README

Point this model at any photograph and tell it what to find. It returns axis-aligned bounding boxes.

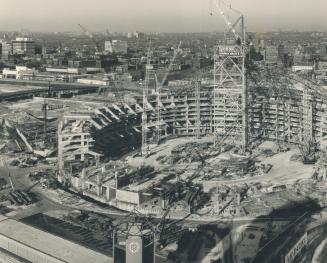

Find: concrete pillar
[96,173,101,196]
[105,187,110,200]
[115,170,118,189]
[81,168,86,190]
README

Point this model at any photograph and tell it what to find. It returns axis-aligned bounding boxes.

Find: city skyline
[1,0,327,33]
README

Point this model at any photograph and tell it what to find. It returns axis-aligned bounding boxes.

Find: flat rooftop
[0,216,113,263]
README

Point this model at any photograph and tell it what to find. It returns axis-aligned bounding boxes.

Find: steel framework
[212,0,248,152]
[141,44,153,161]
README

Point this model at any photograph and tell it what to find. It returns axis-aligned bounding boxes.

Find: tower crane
[212,0,244,45]
[141,41,153,162]
[77,23,101,52]
[211,0,249,154]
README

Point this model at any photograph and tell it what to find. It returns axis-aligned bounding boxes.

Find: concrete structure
[12,37,35,56]
[114,223,155,263]
[0,215,112,263]
[59,79,327,173]
[57,103,140,180]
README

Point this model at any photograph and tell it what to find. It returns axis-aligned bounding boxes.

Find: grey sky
[0,0,326,32]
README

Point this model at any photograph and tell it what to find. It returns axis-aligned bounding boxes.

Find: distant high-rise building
[0,41,12,60]
[12,37,35,56]
[277,44,285,60]
[264,45,279,65]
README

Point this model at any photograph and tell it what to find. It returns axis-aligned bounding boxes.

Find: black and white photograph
[0,0,327,262]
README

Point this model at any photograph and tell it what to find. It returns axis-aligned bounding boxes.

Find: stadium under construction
[50,1,327,218]
[2,1,327,263]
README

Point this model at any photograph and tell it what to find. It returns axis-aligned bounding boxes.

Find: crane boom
[78,23,101,52]
[159,41,182,88]
[211,0,244,44]
[155,41,182,144]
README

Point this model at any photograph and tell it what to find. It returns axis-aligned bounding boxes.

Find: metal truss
[212,0,248,152]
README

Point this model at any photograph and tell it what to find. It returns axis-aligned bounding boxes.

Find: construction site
[48,2,327,220]
[2,0,327,262]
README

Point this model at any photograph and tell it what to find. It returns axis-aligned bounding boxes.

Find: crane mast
[78,23,101,52]
[142,43,152,162]
[212,0,248,153]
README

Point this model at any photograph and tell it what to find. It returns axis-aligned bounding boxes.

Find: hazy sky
[1,0,327,32]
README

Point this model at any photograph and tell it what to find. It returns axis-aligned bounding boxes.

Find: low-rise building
[2,66,36,79]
